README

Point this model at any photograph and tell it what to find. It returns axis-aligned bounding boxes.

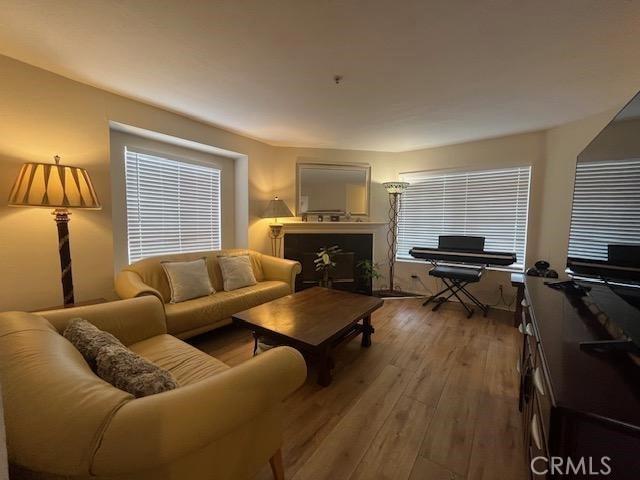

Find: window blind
[397,166,531,270]
[568,158,640,261]
[125,149,221,263]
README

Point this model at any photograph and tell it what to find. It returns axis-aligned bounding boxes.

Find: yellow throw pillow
[161,257,215,303]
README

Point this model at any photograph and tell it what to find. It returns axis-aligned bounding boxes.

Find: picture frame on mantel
[296,162,371,218]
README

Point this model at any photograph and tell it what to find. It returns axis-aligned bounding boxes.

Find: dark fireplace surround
[284,233,374,295]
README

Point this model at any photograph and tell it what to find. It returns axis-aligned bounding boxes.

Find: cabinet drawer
[533,352,552,438]
[528,409,548,479]
[527,330,538,367]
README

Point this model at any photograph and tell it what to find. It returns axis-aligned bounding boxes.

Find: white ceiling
[1,0,639,152]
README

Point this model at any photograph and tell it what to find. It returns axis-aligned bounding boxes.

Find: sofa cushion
[125,249,265,302]
[63,318,123,370]
[164,280,291,337]
[129,334,229,386]
[218,255,257,291]
[96,344,178,398]
[161,257,214,303]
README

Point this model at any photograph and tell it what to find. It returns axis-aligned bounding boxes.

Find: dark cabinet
[518,277,640,479]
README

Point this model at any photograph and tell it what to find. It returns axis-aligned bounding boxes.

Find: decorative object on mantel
[314,245,342,288]
[378,181,420,298]
[8,155,101,306]
[261,195,294,257]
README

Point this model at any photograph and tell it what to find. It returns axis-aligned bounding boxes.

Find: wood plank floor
[189,298,527,480]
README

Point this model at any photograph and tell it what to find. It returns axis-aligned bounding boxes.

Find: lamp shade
[8,159,101,209]
[382,181,410,194]
[262,196,294,220]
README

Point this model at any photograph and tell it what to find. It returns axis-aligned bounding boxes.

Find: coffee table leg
[318,351,333,387]
[361,315,374,347]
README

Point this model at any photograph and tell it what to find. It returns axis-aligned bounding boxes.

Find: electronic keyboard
[409,246,517,266]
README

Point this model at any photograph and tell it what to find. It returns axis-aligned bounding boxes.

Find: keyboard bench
[425,265,489,318]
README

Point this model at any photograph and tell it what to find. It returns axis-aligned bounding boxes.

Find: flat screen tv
[566,90,640,286]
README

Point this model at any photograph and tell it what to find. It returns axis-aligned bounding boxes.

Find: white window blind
[397,166,531,270]
[568,158,640,261]
[125,149,221,263]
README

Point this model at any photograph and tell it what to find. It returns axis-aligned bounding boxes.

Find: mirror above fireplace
[297,163,371,216]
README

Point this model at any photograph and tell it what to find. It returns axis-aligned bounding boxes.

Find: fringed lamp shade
[8,161,101,209]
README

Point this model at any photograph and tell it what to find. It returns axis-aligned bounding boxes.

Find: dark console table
[518,276,640,479]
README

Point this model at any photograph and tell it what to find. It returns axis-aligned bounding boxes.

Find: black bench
[424,265,488,318]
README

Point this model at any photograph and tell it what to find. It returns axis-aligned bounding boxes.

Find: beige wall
[276,133,547,302]
[0,53,619,311]
[274,117,618,305]
[0,55,276,311]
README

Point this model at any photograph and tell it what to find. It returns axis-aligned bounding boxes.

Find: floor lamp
[262,196,294,257]
[8,155,102,306]
[381,181,413,297]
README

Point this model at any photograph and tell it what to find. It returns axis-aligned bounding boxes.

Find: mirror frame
[296,163,371,216]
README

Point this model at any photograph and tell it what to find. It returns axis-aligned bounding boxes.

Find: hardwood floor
[190,298,526,480]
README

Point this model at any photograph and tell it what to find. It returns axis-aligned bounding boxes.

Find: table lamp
[8,155,101,306]
[262,196,294,257]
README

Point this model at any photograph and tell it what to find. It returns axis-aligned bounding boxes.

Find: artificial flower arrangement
[314,245,342,287]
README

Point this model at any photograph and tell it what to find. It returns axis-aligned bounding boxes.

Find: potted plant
[356,259,384,296]
[314,245,342,288]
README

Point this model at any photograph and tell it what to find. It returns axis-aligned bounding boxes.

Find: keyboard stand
[423,265,489,318]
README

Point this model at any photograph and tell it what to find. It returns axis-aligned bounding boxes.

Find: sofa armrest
[91,346,306,476]
[39,296,168,345]
[260,255,301,293]
[115,270,164,303]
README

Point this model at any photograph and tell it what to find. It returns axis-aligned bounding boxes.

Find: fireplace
[284,233,373,294]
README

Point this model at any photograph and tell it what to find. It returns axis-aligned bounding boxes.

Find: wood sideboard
[518,276,640,479]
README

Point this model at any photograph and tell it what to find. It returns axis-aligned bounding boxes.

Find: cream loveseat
[0,296,307,480]
[115,249,301,339]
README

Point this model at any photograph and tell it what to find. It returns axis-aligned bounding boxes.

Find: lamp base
[268,223,284,238]
[268,223,284,257]
[52,208,75,306]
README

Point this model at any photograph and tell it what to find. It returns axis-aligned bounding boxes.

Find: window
[568,158,640,261]
[124,148,221,263]
[397,166,531,271]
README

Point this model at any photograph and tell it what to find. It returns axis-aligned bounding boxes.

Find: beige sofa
[0,296,306,480]
[115,249,301,339]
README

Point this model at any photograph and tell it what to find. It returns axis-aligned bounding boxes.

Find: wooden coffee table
[232,287,384,386]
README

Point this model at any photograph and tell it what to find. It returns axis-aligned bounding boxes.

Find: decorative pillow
[218,254,258,291]
[63,318,123,370]
[161,257,214,303]
[96,344,178,398]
